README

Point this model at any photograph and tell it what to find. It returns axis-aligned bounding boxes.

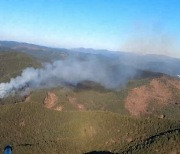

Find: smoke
[0,56,137,98]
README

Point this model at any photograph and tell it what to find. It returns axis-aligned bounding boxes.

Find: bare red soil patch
[68,96,86,111]
[125,77,175,116]
[44,92,58,109]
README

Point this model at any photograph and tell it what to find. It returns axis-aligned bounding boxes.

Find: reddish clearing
[68,96,86,111]
[44,92,58,109]
[125,77,175,116]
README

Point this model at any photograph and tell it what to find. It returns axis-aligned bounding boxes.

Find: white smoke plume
[0,57,137,98]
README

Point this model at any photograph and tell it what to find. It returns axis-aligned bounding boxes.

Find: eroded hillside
[125,76,180,118]
[18,76,179,120]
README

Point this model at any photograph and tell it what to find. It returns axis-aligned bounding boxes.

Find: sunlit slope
[0,101,179,154]
[0,52,41,82]
[21,75,179,119]
[1,75,179,119]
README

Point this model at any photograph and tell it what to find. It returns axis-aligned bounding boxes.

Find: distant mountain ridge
[0,40,180,77]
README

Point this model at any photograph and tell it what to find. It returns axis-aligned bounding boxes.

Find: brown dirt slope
[44,92,58,109]
[125,76,180,116]
[68,96,86,111]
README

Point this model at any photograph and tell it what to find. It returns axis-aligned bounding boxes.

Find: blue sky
[0,0,180,57]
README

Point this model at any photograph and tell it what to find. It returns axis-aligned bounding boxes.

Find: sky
[0,0,180,57]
